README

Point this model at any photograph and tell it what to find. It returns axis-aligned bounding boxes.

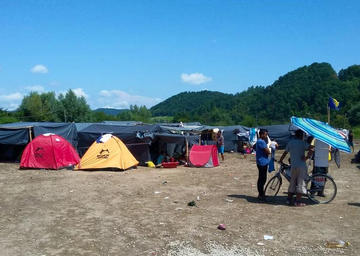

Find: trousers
[257,164,268,197]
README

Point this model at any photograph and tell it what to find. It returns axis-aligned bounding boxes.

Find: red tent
[189,145,219,167]
[20,133,80,170]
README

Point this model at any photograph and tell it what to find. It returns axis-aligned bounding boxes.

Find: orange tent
[76,134,138,170]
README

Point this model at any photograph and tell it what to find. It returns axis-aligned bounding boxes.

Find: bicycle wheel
[306,174,337,204]
[264,175,282,199]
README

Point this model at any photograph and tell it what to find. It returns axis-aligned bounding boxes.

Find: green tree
[338,65,360,81]
[347,102,360,126]
[18,92,44,121]
[0,109,18,124]
[58,90,92,122]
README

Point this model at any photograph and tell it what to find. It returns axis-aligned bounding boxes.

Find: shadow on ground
[228,194,318,206]
[228,194,289,206]
[348,202,360,207]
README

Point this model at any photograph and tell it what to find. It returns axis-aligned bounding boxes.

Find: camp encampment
[20,133,80,170]
[189,144,219,167]
[76,134,139,171]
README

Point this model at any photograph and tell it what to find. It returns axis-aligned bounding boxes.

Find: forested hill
[150,62,360,127]
[150,91,234,116]
[94,108,127,116]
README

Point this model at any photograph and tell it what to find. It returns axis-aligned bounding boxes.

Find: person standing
[279,129,313,206]
[255,129,270,201]
[348,130,354,152]
[216,130,225,161]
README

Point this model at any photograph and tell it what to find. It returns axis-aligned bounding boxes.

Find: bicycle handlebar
[280,162,290,169]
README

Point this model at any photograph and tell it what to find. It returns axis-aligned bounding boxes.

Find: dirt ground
[1,142,360,256]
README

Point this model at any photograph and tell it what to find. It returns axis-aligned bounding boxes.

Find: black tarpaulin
[218,125,250,152]
[0,122,78,147]
[259,124,295,149]
[0,128,29,145]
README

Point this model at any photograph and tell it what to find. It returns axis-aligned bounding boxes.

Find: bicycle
[264,162,337,204]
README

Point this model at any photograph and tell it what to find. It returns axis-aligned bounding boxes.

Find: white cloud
[30,64,48,74]
[0,92,24,110]
[72,88,89,99]
[0,92,23,101]
[181,73,212,85]
[25,85,45,92]
[97,90,162,109]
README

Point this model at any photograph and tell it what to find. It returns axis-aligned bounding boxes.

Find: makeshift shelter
[76,134,139,170]
[20,133,80,169]
[189,145,219,167]
[0,122,78,146]
[218,125,250,152]
[150,133,200,164]
[0,127,30,161]
[0,122,78,162]
[258,124,295,149]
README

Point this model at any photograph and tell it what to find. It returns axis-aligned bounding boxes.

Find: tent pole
[29,127,33,141]
[186,138,189,162]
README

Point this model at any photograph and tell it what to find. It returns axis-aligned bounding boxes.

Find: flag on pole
[328,97,340,110]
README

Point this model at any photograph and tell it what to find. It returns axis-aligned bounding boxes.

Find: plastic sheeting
[0,128,29,145]
[0,122,78,147]
[218,125,250,152]
[259,124,295,149]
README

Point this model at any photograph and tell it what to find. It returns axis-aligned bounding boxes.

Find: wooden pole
[185,138,189,164]
[28,127,33,141]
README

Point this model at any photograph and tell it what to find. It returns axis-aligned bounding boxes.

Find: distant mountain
[150,63,360,127]
[150,91,234,116]
[93,108,128,116]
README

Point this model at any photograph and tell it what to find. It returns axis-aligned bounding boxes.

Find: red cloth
[189,145,219,167]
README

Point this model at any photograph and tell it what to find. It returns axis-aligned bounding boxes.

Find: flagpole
[327,105,330,124]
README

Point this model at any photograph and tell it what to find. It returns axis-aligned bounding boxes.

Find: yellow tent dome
[76,134,139,170]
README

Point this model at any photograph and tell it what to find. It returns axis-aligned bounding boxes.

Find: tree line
[0,90,154,124]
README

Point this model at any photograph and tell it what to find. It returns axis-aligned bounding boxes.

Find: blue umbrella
[291,116,351,153]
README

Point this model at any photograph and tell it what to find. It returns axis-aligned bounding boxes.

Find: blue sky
[0,0,359,110]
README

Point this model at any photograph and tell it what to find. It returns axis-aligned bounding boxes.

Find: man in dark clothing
[256,129,270,201]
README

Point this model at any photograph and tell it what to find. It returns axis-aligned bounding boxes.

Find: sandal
[295,202,306,207]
